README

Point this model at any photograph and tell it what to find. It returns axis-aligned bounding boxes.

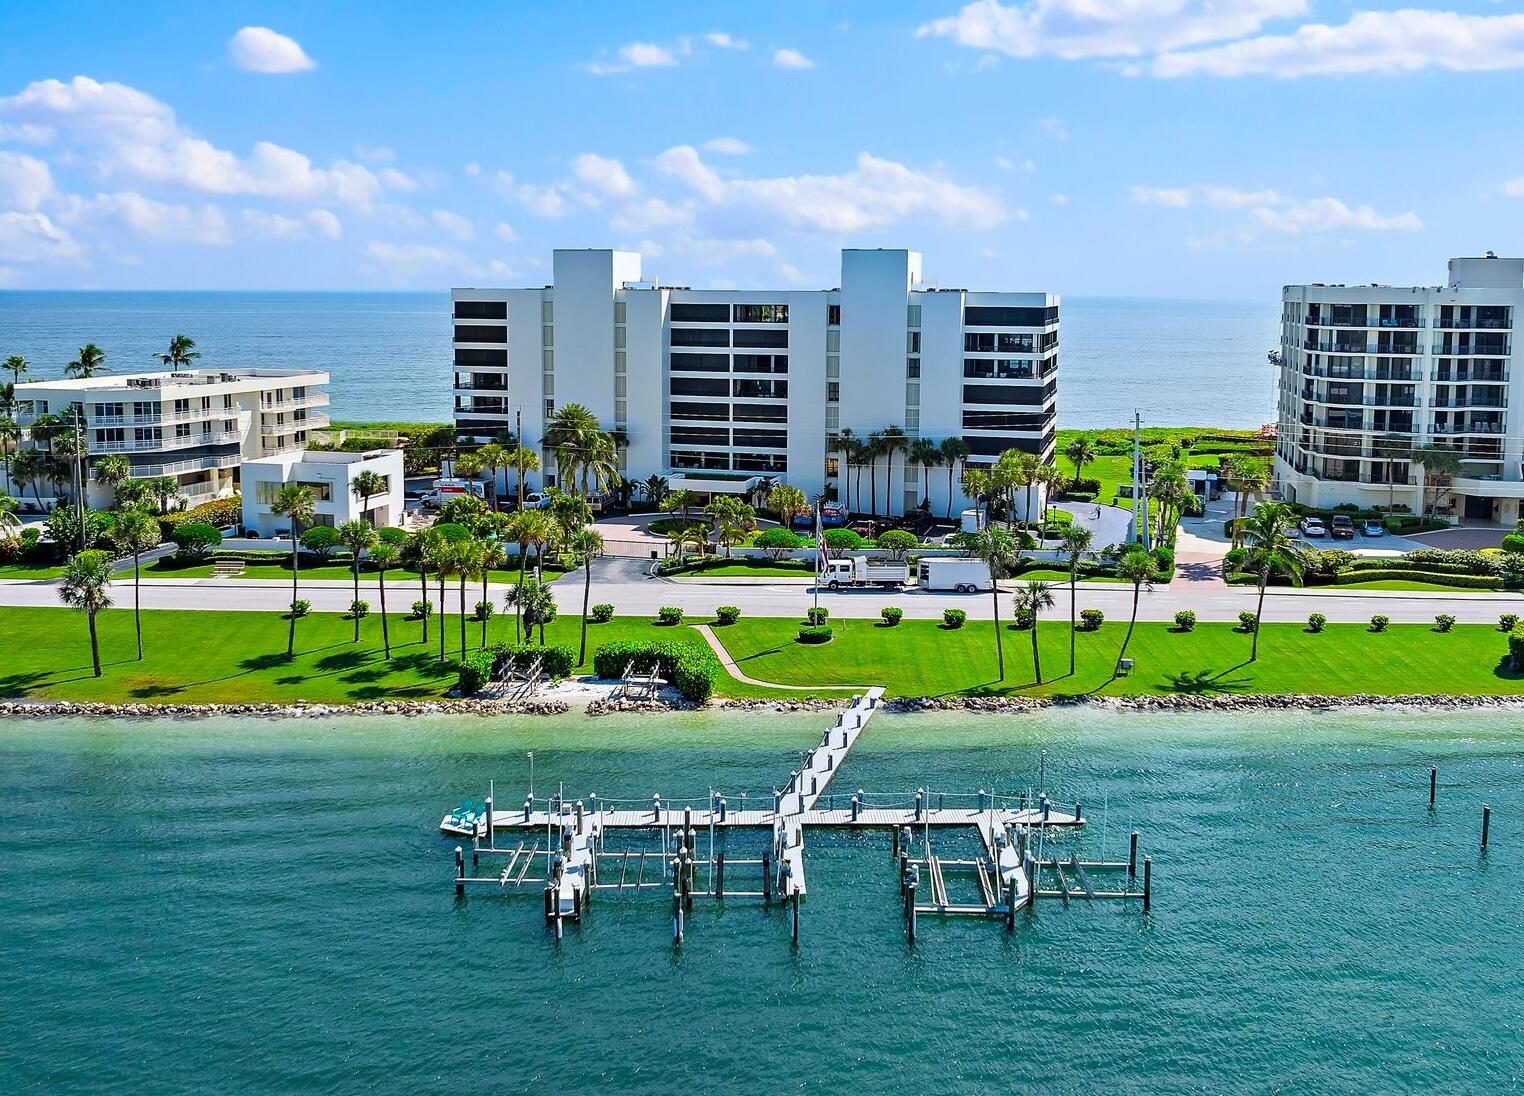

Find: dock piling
[1075,801,1083,823]
[455,846,465,895]
[1143,855,1153,913]
[905,879,917,945]
[891,825,900,858]
[762,850,771,902]
[718,797,727,823]
[486,796,494,845]
[472,836,479,869]
[673,885,684,943]
[1128,830,1139,880]
[790,891,800,944]
[1481,804,1491,851]
[653,793,661,822]
[1006,876,1018,931]
[899,851,909,894]
[914,788,924,822]
[523,797,532,823]
[576,800,584,835]
[1429,766,1437,808]
[544,883,554,920]
[716,852,725,898]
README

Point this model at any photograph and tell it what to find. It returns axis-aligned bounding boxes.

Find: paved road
[5,554,1522,625]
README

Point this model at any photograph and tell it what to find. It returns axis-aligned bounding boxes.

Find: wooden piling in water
[1128,830,1139,880]
[1429,765,1437,808]
[715,851,725,899]
[1143,855,1152,913]
[1481,804,1491,850]
[673,884,684,943]
[762,850,771,902]
[790,891,800,944]
[455,846,465,895]
[905,880,917,945]
[1006,876,1018,931]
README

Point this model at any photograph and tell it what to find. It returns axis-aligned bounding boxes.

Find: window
[826,382,840,402]
[734,303,788,323]
[828,304,841,326]
[614,376,627,398]
[670,302,730,323]
[133,401,156,419]
[614,300,627,323]
[455,325,507,343]
[733,378,787,399]
[962,410,1049,431]
[826,330,841,353]
[906,383,920,406]
[455,348,506,367]
[964,332,996,352]
[671,353,729,372]
[614,326,626,349]
[95,428,124,446]
[907,331,921,354]
[998,332,1035,353]
[904,463,919,484]
[734,453,787,472]
[733,328,788,348]
[93,402,123,420]
[542,300,554,322]
[670,376,729,397]
[671,328,730,348]
[135,427,162,444]
[907,304,922,328]
[826,355,839,379]
[734,403,788,423]
[542,349,554,370]
[670,450,731,470]
[672,426,731,446]
[294,479,333,502]
[544,399,555,417]
[905,408,919,431]
[615,351,627,374]
[963,382,1054,405]
[176,423,193,439]
[733,354,787,374]
[964,305,1057,326]
[542,325,554,347]
[906,358,920,379]
[455,300,506,320]
[542,374,554,396]
[670,401,729,421]
[963,358,1034,380]
[614,399,627,424]
[826,407,840,431]
[825,457,839,477]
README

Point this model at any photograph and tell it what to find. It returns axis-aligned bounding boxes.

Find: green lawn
[670,562,815,578]
[711,616,1524,698]
[0,607,703,704]
[1013,567,1129,584]
[147,556,569,583]
[1321,580,1500,593]
[0,561,68,580]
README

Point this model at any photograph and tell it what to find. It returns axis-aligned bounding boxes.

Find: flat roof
[18,367,327,392]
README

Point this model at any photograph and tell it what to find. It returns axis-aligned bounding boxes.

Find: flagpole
[812,502,821,615]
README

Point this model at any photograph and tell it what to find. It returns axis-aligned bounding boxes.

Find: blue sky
[2,1,1523,299]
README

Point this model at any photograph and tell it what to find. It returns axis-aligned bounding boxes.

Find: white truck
[820,555,909,589]
[917,557,993,593]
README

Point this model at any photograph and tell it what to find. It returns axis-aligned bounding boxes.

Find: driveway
[1053,502,1132,550]
[1404,526,1506,550]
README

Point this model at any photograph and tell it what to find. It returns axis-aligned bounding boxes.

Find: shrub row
[1328,569,1501,590]
[458,643,579,695]
[160,495,241,534]
[592,640,721,703]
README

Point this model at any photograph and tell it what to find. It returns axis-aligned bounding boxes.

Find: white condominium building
[12,367,330,509]
[453,248,1057,516]
[1276,254,1523,524]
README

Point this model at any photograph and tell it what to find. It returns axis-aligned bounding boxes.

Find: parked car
[1329,514,1355,539]
[521,492,554,510]
[1300,517,1329,538]
[1361,519,1384,537]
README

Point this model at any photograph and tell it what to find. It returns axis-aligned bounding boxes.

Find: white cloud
[655,145,1005,232]
[228,27,316,74]
[0,77,382,208]
[1148,10,1524,78]
[464,162,482,177]
[62,191,231,244]
[705,32,750,50]
[1502,178,1524,199]
[778,262,807,284]
[773,48,816,69]
[1048,192,1069,205]
[1036,116,1067,140]
[307,208,342,239]
[673,236,778,264]
[586,41,681,74]
[352,144,396,164]
[0,122,54,145]
[1134,182,1422,237]
[242,209,309,240]
[570,152,636,197]
[0,151,55,210]
[432,209,476,240]
[610,196,692,234]
[703,136,752,156]
[0,210,81,262]
[493,221,517,242]
[918,0,1306,59]
[379,167,419,192]
[494,171,569,218]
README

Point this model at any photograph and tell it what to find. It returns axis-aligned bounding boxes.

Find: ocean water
[0,292,1279,430]
[1,708,1520,1093]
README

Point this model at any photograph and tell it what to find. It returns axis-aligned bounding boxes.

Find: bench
[212,559,245,577]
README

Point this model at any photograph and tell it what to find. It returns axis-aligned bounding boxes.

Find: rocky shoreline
[3,692,1523,720]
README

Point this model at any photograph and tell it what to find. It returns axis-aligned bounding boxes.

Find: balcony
[93,429,242,454]
[1434,341,1511,356]
[259,393,330,413]
[134,454,241,477]
[453,379,509,392]
[1430,397,1507,409]
[1429,422,1505,435]
[1301,363,1417,381]
[1303,314,1369,327]
[1432,369,1509,383]
[1435,317,1510,330]
[260,413,328,440]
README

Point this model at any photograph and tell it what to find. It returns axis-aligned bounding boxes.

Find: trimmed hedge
[1370,615,1390,632]
[942,609,966,629]
[160,495,241,534]
[797,624,834,643]
[805,606,829,625]
[715,605,740,625]
[1307,612,1326,633]
[1173,610,1196,632]
[1330,569,1501,590]
[591,603,615,623]
[1079,608,1104,631]
[881,606,903,626]
[656,606,685,625]
[1510,624,1524,668]
[592,640,721,703]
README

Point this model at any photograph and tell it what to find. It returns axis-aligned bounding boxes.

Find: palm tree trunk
[480,572,490,648]
[1032,617,1042,685]
[947,463,956,520]
[1252,569,1268,661]
[287,525,300,659]
[1069,570,1078,676]
[88,607,101,677]
[458,576,467,660]
[419,568,429,644]
[991,583,1004,680]
[133,550,143,661]
[1115,584,1142,677]
[351,559,361,642]
[579,562,592,667]
[378,571,391,659]
[870,460,878,521]
[437,576,447,663]
[516,546,526,643]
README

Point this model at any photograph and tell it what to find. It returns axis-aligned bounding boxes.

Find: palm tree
[508,445,541,508]
[59,549,113,677]
[1373,432,1412,512]
[453,449,484,498]
[939,436,970,520]
[350,470,388,524]
[548,492,593,563]
[336,519,378,642]
[1148,463,1191,546]
[1013,580,1057,684]
[4,355,27,384]
[1113,549,1157,678]
[1226,458,1270,548]
[426,530,454,663]
[543,403,603,495]
[507,578,557,645]
[475,442,509,509]
[965,526,1020,680]
[766,482,808,530]
[477,538,506,647]
[569,528,605,667]
[907,438,940,509]
[93,454,131,506]
[66,343,109,379]
[834,427,858,513]
[1036,461,1068,528]
[156,334,200,370]
[848,438,872,517]
[506,508,552,639]
[1012,450,1040,528]
[1411,444,1462,518]
[1064,434,1097,486]
[369,541,399,659]
[639,472,670,508]
[116,507,160,661]
[576,432,619,499]
[453,541,480,660]
[272,484,317,659]
[880,425,907,515]
[962,467,991,529]
[662,489,700,526]
[1059,524,1093,677]
[0,413,18,493]
[1239,502,1307,662]
[707,496,752,558]
[12,447,44,508]
[400,530,432,645]
[0,490,19,537]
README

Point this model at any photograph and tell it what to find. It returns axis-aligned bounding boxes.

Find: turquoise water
[2,708,1520,1093]
[0,292,1277,429]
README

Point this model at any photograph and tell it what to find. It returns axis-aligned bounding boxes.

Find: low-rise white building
[453,247,1058,517]
[1276,254,1522,523]
[240,448,404,535]
[10,367,329,509]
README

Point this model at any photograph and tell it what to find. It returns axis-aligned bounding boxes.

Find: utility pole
[72,413,86,554]
[1133,411,1151,551]
[515,407,524,511]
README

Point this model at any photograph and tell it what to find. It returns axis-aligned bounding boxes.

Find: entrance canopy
[664,472,767,495]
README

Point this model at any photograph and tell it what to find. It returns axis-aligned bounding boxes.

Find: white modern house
[240,448,404,535]
[10,367,330,509]
[1275,254,1522,524]
[452,248,1058,517]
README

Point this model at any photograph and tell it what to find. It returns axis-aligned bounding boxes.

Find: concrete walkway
[692,624,866,692]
